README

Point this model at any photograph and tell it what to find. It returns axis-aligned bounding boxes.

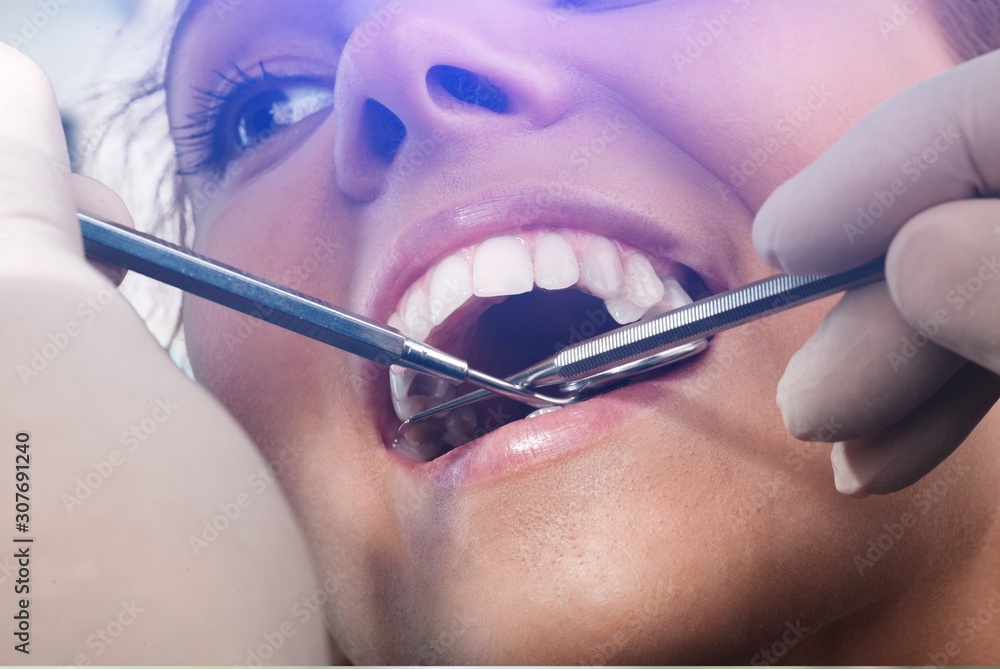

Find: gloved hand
[0,44,327,662]
[753,49,1000,497]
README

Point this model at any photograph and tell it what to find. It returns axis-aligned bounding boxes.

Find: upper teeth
[388,229,694,423]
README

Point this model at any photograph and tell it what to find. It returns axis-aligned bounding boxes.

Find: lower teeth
[526,406,562,419]
[388,272,698,460]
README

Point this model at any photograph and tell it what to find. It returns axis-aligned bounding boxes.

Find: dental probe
[399,255,887,434]
[78,213,573,409]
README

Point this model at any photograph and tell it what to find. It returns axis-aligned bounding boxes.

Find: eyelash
[173,61,334,177]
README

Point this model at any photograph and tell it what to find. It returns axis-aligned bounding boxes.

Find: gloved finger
[776,281,965,442]
[753,49,1000,275]
[886,198,1000,375]
[0,45,77,252]
[73,174,134,287]
[831,362,1000,497]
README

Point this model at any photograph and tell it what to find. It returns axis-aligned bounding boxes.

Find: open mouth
[383,228,711,464]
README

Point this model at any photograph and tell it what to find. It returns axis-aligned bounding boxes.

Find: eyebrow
[166,0,349,89]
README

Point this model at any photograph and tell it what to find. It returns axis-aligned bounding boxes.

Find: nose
[333,7,572,201]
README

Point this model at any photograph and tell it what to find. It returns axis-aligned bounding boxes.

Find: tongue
[391,290,621,460]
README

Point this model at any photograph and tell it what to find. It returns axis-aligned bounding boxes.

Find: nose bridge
[333,4,572,201]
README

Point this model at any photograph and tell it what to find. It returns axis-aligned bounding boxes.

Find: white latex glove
[0,45,328,662]
[753,49,1000,497]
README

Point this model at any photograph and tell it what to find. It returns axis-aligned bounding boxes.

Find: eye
[233,84,334,152]
[174,64,335,177]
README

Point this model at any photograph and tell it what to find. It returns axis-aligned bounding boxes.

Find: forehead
[169,0,363,76]
[175,0,388,33]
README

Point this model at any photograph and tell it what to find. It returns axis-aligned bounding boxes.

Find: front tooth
[411,374,453,400]
[624,255,665,309]
[429,254,474,325]
[443,406,478,448]
[389,371,456,422]
[661,276,694,308]
[474,236,535,298]
[390,367,417,400]
[390,367,424,422]
[605,297,647,325]
[391,392,432,422]
[527,406,563,419]
[534,232,579,290]
[580,236,625,299]
[401,285,433,340]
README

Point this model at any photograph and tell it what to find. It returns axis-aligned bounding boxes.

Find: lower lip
[385,346,713,491]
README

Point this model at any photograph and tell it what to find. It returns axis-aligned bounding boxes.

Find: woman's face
[168,0,981,662]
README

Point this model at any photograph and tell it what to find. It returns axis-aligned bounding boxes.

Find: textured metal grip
[555,256,887,381]
[79,213,408,364]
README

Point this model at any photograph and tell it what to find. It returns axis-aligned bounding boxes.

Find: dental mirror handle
[399,255,887,433]
[531,254,888,388]
[77,213,569,408]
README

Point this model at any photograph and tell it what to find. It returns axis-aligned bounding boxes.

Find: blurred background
[1,0,188,354]
[0,0,139,105]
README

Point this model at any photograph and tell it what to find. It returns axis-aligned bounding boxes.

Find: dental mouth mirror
[78,213,573,409]
[398,253,887,435]
[80,212,885,433]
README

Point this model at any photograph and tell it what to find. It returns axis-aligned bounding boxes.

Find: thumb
[0,46,79,260]
[886,198,1000,373]
[74,174,135,287]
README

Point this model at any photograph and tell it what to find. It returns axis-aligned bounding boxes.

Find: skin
[0,46,331,664]
[166,0,1000,663]
[5,0,994,664]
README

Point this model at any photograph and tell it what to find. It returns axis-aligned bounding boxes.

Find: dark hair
[933,0,1000,59]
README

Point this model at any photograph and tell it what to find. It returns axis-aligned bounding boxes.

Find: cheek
[562,2,952,211]
[181,146,362,449]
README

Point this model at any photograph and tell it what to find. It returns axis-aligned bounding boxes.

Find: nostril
[364,99,408,161]
[427,65,510,114]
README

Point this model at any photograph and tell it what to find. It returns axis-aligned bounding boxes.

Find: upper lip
[354,186,734,455]
[361,186,734,325]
